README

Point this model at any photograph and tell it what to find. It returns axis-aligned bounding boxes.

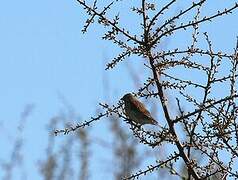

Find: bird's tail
[150,118,158,125]
[150,118,164,129]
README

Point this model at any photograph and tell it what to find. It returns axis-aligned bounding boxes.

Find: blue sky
[0,0,138,179]
[0,0,238,179]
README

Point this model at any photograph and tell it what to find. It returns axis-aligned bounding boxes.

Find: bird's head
[121,93,133,102]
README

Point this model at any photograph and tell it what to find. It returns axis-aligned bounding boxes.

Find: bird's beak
[121,96,126,101]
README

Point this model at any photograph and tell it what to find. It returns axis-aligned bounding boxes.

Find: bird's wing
[130,97,152,118]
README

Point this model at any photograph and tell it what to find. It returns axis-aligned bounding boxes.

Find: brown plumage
[121,93,158,125]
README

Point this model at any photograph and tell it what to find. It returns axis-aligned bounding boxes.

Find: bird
[121,93,158,126]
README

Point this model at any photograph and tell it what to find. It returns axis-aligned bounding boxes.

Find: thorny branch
[55,0,238,179]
